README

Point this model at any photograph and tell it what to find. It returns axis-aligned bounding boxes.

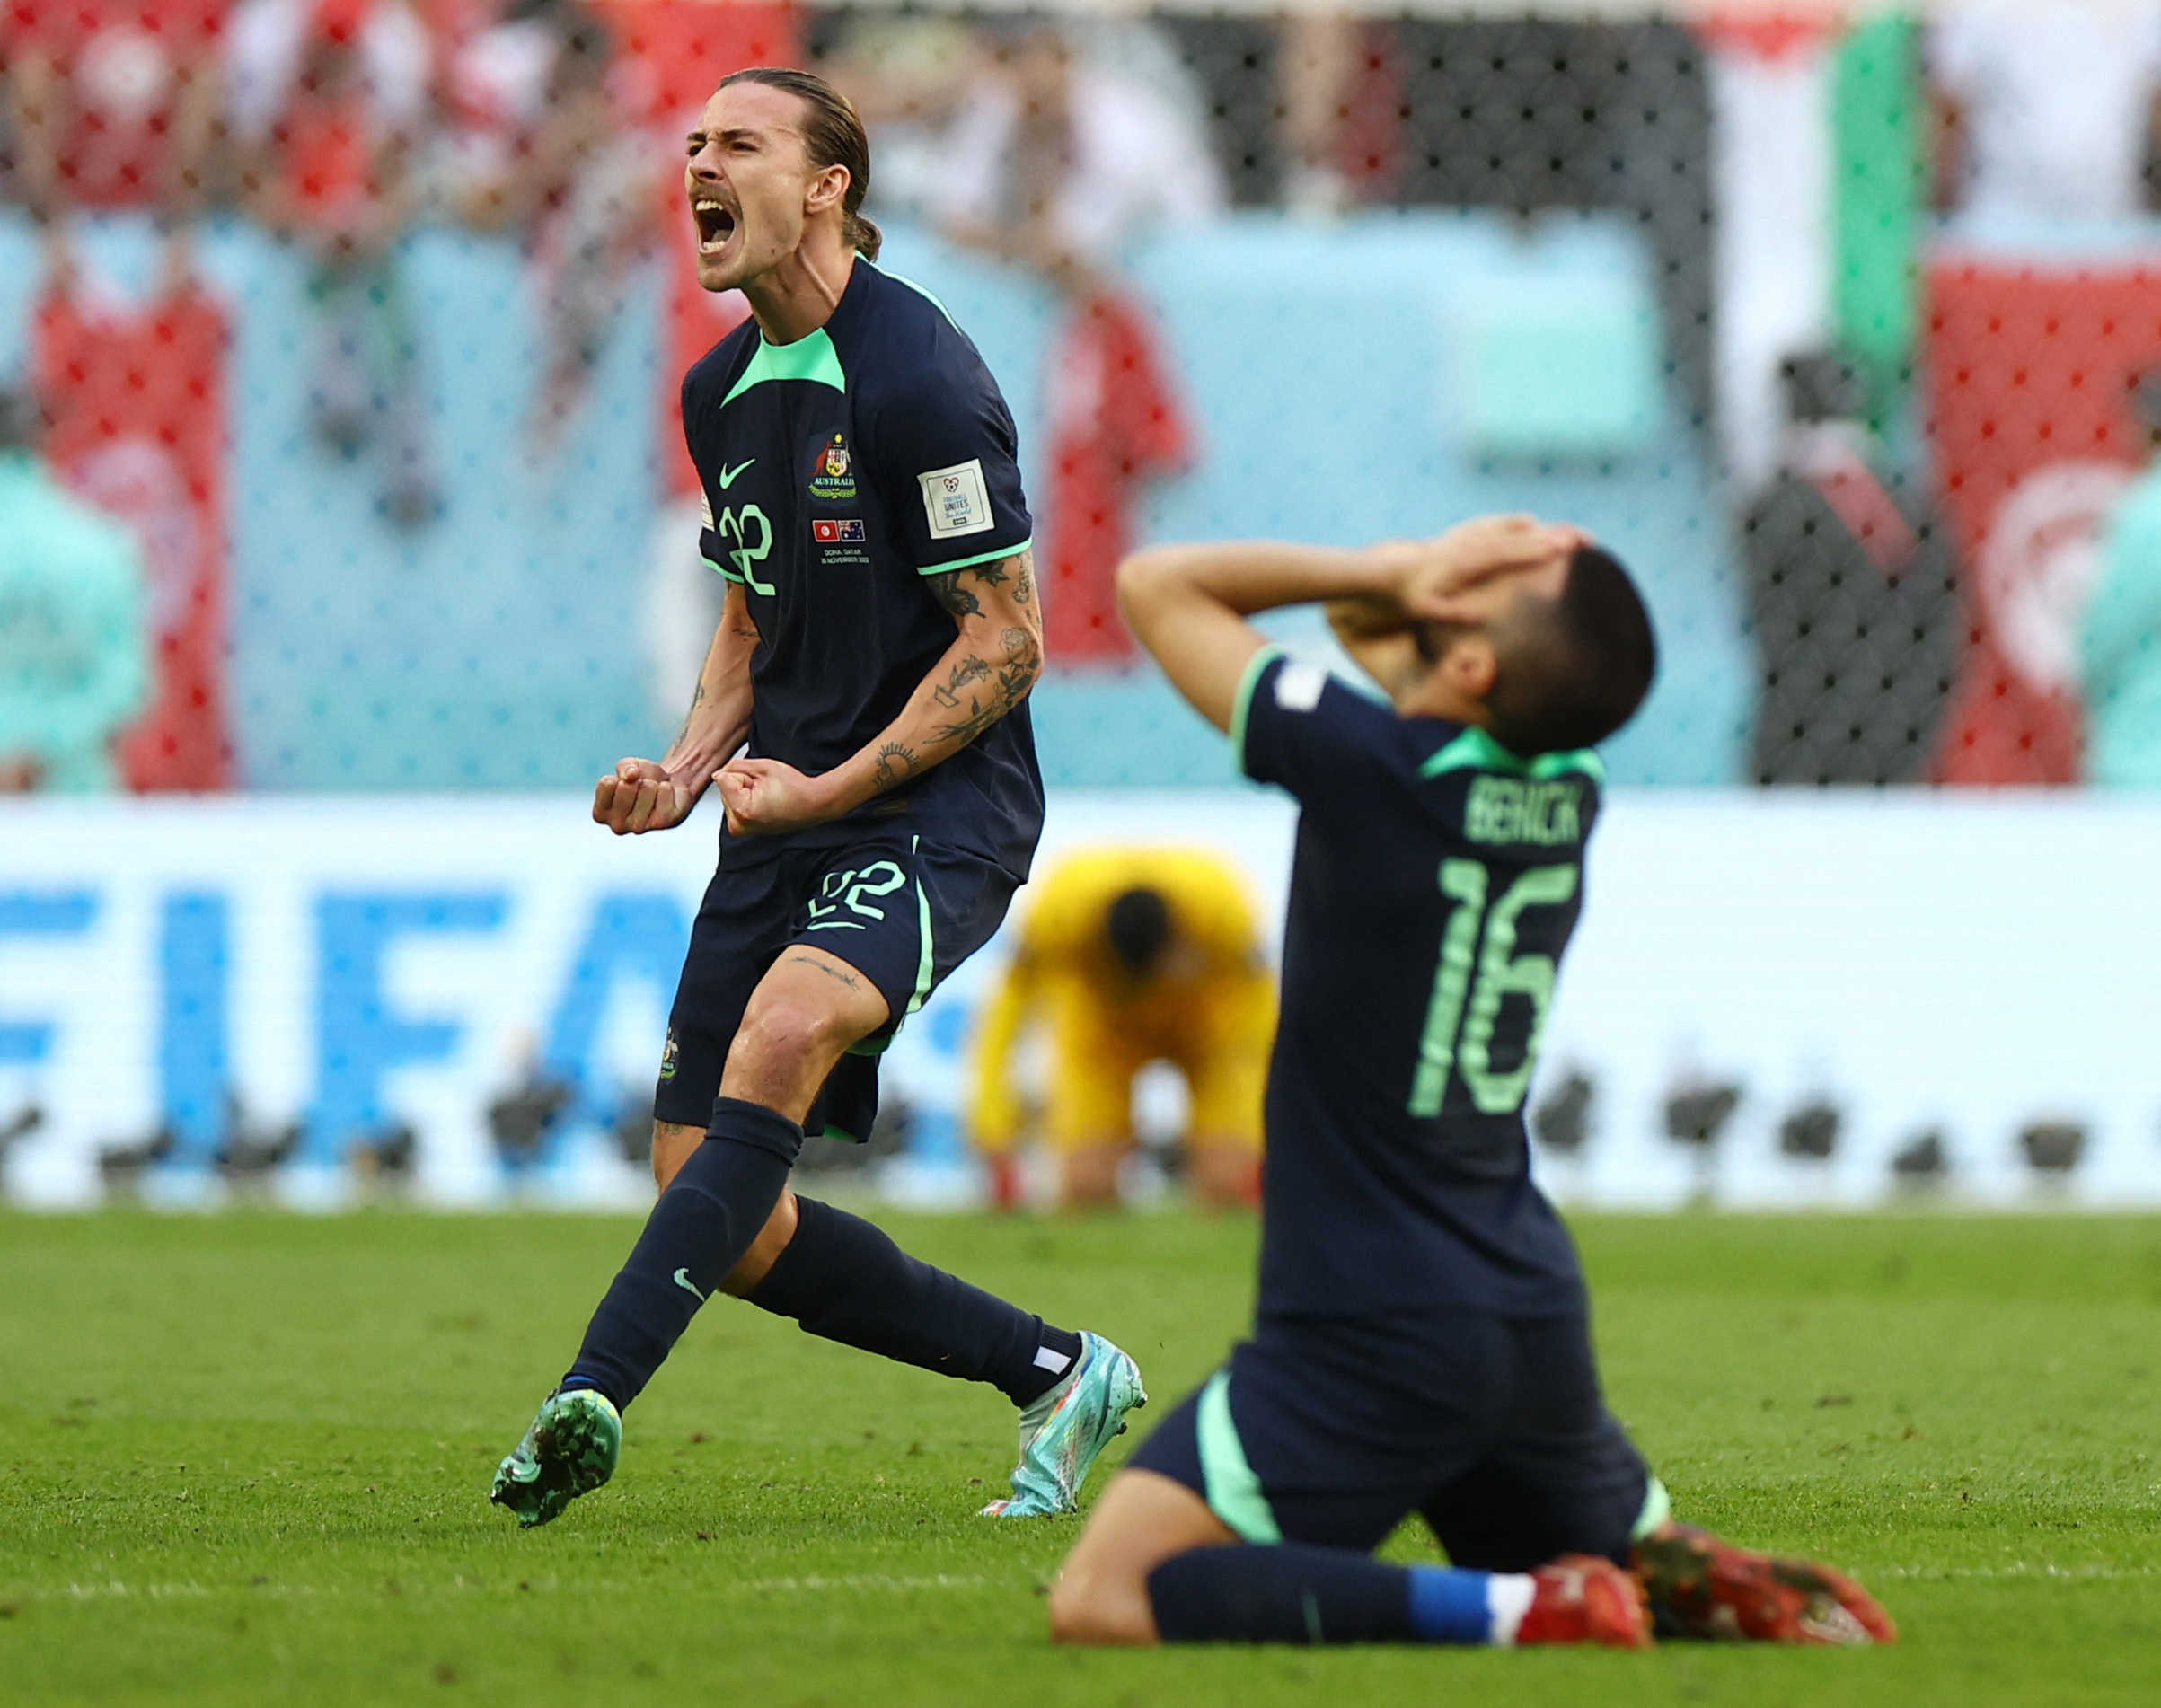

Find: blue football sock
[745,1194,1080,1406]
[1147,1545,1525,1646]
[560,1096,800,1410]
[1408,1563,1530,1643]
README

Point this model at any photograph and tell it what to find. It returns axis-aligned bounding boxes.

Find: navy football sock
[560,1097,801,1410]
[745,1194,1080,1406]
[1147,1545,1522,1646]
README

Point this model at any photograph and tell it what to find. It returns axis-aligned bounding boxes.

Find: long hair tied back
[719,66,883,260]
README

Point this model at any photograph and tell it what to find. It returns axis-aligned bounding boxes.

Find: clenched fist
[713,757,844,838]
[592,758,701,835]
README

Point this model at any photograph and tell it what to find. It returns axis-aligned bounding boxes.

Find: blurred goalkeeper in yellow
[968,847,1274,1210]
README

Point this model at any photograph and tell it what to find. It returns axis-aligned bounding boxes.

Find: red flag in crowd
[34,286,236,790]
[1925,260,2161,784]
[1041,291,1193,664]
[0,0,225,209]
[589,0,797,496]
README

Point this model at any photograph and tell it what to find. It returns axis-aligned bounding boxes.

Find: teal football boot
[490,1387,622,1528]
[981,1333,1147,1518]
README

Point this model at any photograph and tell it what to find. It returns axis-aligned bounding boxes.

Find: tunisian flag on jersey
[1042,291,1193,663]
[34,284,235,789]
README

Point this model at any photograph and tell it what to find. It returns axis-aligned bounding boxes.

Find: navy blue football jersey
[1234,646,1601,1321]
[681,259,1043,876]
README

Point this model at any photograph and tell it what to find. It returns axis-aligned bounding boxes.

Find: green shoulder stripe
[1418,725,1605,784]
[863,256,960,329]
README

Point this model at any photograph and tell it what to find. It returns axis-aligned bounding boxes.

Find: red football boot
[1631,1523,1897,1645]
[1513,1554,1654,1651]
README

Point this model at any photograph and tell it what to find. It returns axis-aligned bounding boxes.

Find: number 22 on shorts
[805,861,909,930]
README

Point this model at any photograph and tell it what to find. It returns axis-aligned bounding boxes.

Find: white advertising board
[0,790,2155,1210]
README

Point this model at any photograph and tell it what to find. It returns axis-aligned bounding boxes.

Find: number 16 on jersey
[1409,859,1580,1119]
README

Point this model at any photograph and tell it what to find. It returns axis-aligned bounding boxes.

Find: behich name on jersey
[1464,775,1583,848]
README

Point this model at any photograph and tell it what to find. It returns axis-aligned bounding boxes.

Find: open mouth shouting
[692,196,737,258]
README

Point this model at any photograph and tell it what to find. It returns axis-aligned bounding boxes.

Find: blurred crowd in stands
[4,3,2161,791]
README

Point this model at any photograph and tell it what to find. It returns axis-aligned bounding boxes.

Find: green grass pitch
[4,1209,2159,1705]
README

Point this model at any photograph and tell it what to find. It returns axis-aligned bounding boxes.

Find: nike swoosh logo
[718,459,755,489]
[673,1267,708,1302]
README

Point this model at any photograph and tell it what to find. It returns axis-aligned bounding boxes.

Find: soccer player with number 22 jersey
[490,67,1142,1531]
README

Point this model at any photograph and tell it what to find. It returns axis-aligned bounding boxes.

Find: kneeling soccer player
[1046,517,1898,1651]
[968,846,1275,1211]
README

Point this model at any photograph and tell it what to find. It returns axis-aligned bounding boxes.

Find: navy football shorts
[653,832,1019,1141]
[1125,1310,1657,1572]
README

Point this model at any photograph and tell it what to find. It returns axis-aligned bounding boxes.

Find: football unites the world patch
[918,459,994,539]
[813,518,866,543]
[809,433,856,502]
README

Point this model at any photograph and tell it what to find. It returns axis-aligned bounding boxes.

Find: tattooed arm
[714,549,1042,837]
[594,579,760,834]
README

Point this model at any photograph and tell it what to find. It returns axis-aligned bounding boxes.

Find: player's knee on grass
[1046,1558,1159,1647]
[1051,1469,1238,1645]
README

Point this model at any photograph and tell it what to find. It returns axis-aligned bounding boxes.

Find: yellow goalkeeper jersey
[968,847,1276,1152]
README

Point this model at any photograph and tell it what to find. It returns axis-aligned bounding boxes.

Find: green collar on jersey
[722,326,847,408]
[1418,725,1605,784]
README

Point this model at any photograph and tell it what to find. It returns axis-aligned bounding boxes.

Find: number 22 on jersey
[718,503,774,594]
[1408,859,1579,1119]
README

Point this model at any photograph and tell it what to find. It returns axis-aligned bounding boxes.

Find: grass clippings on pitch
[3,1209,2158,1706]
